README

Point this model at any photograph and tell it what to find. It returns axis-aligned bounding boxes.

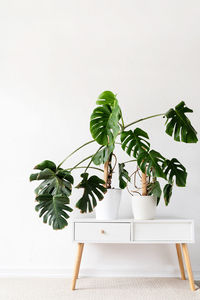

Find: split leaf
[165,101,198,143]
[76,173,106,213]
[118,163,131,189]
[121,128,150,158]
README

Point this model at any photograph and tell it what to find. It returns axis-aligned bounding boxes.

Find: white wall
[0,0,200,278]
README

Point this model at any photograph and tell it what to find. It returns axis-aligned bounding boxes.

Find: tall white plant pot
[95,189,122,220]
[132,195,157,220]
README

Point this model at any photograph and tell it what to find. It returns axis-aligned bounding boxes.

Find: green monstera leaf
[121,128,150,158]
[118,163,130,189]
[147,181,162,205]
[96,91,117,107]
[30,160,74,230]
[35,194,73,230]
[76,173,106,213]
[137,150,166,179]
[162,158,187,187]
[92,144,114,165]
[34,160,57,172]
[90,91,121,145]
[165,101,198,143]
[163,183,173,206]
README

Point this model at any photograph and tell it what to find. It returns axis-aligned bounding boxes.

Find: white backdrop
[0,0,200,279]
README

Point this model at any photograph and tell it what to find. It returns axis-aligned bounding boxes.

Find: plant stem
[58,140,95,168]
[67,166,104,172]
[85,146,103,172]
[121,117,125,128]
[120,108,125,129]
[70,155,93,172]
[122,159,137,164]
[124,113,164,130]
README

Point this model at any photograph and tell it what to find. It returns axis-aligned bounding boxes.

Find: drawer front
[74,222,131,243]
[133,222,194,242]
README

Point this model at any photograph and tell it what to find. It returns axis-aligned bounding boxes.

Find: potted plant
[89,91,129,220]
[30,91,198,228]
[119,100,198,219]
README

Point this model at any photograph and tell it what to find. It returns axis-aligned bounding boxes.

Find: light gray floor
[0,277,200,300]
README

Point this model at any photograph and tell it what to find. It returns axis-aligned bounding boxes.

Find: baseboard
[0,268,200,280]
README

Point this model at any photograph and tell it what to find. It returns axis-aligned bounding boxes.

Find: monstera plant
[30,91,198,229]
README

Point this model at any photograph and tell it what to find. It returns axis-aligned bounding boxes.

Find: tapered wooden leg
[182,243,195,291]
[71,243,84,290]
[176,243,186,280]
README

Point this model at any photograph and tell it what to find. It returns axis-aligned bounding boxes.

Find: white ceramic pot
[132,195,157,220]
[95,189,122,220]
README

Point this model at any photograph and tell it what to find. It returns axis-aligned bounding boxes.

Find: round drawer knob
[100,229,105,234]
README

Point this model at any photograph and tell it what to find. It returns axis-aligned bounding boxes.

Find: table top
[72,218,194,223]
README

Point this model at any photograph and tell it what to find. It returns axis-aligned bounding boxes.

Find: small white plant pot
[95,189,122,220]
[132,195,157,220]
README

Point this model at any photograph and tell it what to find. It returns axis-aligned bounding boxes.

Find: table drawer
[74,222,131,243]
[133,221,194,242]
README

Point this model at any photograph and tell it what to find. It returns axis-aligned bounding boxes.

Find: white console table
[71,219,195,291]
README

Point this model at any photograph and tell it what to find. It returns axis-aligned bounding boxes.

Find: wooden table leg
[182,243,195,291]
[71,243,84,290]
[176,243,186,280]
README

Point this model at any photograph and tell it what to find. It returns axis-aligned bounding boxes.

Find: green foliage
[163,183,173,205]
[35,168,55,180]
[118,163,130,189]
[30,92,198,230]
[96,91,117,107]
[163,158,187,187]
[137,150,166,179]
[121,128,150,157]
[30,173,39,181]
[30,160,73,230]
[76,173,106,213]
[92,144,114,165]
[165,101,198,143]
[147,181,162,205]
[34,160,57,172]
[35,194,73,230]
[90,91,121,145]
